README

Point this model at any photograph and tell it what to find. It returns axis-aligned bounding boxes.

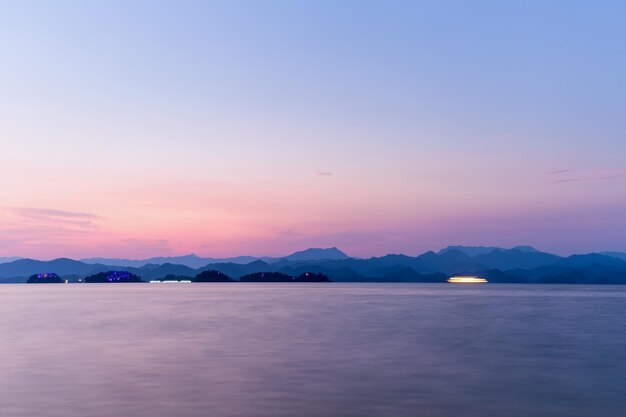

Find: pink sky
[2,1,626,259]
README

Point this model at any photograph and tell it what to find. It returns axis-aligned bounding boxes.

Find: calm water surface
[1,284,625,417]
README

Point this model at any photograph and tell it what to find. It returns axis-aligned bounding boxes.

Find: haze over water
[1,284,625,417]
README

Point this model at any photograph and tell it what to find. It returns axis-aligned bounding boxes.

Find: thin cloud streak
[549,168,626,183]
[2,207,104,230]
[10,207,103,221]
[548,169,574,175]
[554,174,626,183]
[554,178,583,183]
[314,170,334,176]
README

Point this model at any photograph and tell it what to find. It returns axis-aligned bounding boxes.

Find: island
[85,271,143,283]
[27,273,63,284]
[150,274,194,283]
[194,270,233,282]
[240,272,331,283]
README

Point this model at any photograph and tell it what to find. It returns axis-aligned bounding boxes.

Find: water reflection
[0,284,625,417]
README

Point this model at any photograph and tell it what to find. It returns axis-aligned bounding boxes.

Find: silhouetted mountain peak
[378,253,413,260]
[438,246,505,257]
[439,245,545,258]
[246,260,271,267]
[438,249,472,260]
[473,248,561,270]
[284,247,350,261]
[557,253,626,268]
[0,256,22,265]
[600,251,626,261]
[511,245,540,253]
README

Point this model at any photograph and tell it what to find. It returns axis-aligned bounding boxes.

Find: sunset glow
[1,1,625,259]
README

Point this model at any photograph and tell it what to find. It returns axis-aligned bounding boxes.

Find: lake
[1,284,625,417]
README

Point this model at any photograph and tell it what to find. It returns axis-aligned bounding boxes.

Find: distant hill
[129,263,198,280]
[80,254,259,269]
[412,250,482,274]
[1,248,626,284]
[555,253,626,268]
[282,247,350,261]
[197,260,271,279]
[0,258,108,279]
[81,247,352,268]
[239,272,332,283]
[503,263,626,284]
[0,257,22,264]
[472,248,561,270]
[601,252,626,261]
[512,245,541,253]
[438,245,542,257]
[438,246,504,256]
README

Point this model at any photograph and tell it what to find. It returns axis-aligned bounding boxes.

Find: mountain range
[79,247,349,268]
[600,251,626,261]
[0,256,22,264]
[437,245,540,257]
[1,246,626,284]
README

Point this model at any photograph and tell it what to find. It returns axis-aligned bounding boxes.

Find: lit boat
[447,276,488,284]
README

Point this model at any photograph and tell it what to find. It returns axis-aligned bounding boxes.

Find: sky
[1,0,625,259]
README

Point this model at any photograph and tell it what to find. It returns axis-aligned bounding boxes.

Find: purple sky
[1,1,625,259]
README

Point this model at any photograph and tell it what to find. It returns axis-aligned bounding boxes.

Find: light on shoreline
[447,276,488,284]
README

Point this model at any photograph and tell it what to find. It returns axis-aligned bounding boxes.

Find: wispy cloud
[7,207,103,228]
[554,178,582,183]
[549,168,626,183]
[314,170,334,176]
[11,207,102,220]
[548,169,574,175]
